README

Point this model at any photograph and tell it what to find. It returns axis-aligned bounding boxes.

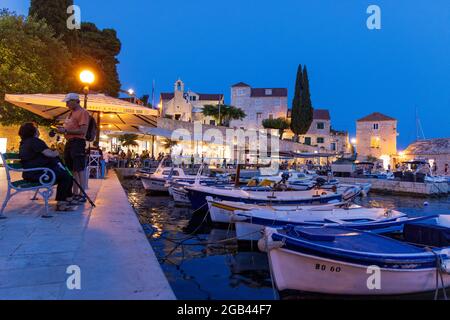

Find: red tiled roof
[313,109,330,120]
[250,88,287,97]
[357,112,396,122]
[231,82,251,87]
[197,93,224,101]
[160,93,174,100]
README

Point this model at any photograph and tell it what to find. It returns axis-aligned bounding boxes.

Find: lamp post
[79,70,95,109]
[127,88,136,104]
[79,70,98,142]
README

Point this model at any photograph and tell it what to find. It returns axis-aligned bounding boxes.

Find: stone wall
[356,120,397,159]
[338,176,448,196]
[0,125,55,152]
[230,86,288,130]
[157,118,318,153]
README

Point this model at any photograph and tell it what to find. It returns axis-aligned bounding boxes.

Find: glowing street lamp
[80,70,95,85]
[127,88,135,96]
[79,70,95,109]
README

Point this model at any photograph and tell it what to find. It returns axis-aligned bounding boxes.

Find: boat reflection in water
[121,177,450,300]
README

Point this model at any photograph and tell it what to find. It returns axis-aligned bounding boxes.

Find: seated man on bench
[18,122,77,212]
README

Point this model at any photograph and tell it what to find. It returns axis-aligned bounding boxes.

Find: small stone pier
[338,177,449,196]
[0,170,175,300]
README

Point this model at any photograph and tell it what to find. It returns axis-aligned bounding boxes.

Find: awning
[279,151,338,159]
[139,126,205,141]
[139,127,175,139]
[5,93,159,132]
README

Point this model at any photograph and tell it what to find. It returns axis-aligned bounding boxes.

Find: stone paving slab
[0,169,175,300]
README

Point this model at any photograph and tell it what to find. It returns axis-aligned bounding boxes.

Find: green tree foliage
[29,0,122,96]
[71,23,122,96]
[262,117,290,139]
[161,137,178,152]
[118,133,139,149]
[299,66,313,135]
[0,10,72,125]
[202,104,246,126]
[290,64,303,141]
[29,0,74,42]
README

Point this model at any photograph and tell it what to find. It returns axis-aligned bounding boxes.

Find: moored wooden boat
[260,225,450,295]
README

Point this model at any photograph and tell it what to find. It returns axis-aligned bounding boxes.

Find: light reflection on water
[121,178,450,300]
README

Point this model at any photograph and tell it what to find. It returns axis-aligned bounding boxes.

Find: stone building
[285,109,350,154]
[159,79,224,124]
[230,82,288,130]
[356,112,397,164]
[403,138,450,175]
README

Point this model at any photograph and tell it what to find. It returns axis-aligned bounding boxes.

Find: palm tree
[161,137,178,152]
[118,134,139,150]
[202,104,246,126]
[262,117,290,139]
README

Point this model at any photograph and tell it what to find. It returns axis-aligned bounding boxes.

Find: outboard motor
[281,172,290,183]
[274,172,290,191]
[315,177,327,188]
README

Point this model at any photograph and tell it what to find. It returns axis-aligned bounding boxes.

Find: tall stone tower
[356,112,398,163]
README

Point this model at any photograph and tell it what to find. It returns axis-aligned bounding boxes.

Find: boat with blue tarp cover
[260,224,450,295]
[232,208,434,241]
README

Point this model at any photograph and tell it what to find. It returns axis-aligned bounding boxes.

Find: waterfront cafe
[4,93,159,153]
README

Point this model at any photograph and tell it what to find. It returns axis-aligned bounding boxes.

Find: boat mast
[415,106,426,141]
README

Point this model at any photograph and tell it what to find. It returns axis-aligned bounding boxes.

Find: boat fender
[424,201,429,206]
[257,237,284,253]
[441,258,450,274]
[230,213,248,222]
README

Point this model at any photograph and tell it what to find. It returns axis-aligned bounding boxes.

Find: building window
[330,143,336,151]
[317,122,325,130]
[370,136,380,148]
[373,123,379,130]
[317,137,325,144]
[190,96,197,101]
[209,120,216,126]
[174,114,181,120]
[265,89,272,95]
[237,89,246,96]
[304,137,311,145]
[256,113,263,121]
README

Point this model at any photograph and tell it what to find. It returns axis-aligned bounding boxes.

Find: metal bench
[0,153,56,219]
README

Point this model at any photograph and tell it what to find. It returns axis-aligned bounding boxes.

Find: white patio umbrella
[4,93,159,132]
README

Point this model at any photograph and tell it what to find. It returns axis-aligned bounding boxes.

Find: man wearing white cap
[56,93,90,203]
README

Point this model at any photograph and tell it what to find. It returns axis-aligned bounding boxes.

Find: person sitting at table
[18,122,77,212]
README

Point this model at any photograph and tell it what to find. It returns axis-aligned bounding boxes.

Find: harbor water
[120,177,450,300]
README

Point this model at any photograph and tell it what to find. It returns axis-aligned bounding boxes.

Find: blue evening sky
[2,0,449,148]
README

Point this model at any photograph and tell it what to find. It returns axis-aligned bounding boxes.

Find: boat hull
[235,222,264,241]
[190,188,343,213]
[141,177,168,192]
[207,199,344,224]
[268,248,450,295]
[170,186,191,205]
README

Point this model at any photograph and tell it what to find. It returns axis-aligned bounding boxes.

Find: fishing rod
[57,159,96,208]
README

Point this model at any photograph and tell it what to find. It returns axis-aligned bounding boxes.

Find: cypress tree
[290,64,303,141]
[298,65,314,134]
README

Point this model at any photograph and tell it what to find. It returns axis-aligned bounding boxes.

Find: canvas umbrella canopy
[4,93,158,132]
